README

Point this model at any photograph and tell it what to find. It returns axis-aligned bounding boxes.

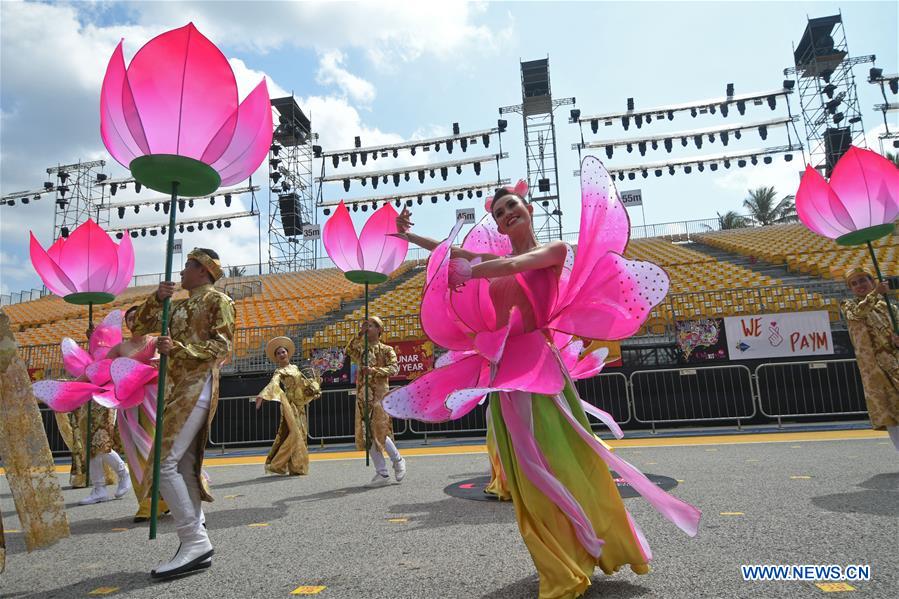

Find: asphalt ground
[2,430,897,599]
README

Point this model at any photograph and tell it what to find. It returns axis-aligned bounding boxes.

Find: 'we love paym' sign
[724,311,834,359]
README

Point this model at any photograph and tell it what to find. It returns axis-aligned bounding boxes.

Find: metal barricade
[575,372,631,427]
[305,388,407,442]
[208,395,279,447]
[755,359,867,422]
[631,365,755,430]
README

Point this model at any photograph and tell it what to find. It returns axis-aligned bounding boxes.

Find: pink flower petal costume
[383,157,700,598]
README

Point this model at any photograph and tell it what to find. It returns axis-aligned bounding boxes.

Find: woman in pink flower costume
[386,156,700,598]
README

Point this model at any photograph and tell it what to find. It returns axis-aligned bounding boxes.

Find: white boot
[102,451,131,499]
[79,485,110,505]
[393,457,407,482]
[150,526,213,579]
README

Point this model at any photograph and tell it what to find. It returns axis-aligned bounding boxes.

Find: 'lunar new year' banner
[724,311,834,359]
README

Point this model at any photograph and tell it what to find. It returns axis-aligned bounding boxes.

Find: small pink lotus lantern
[795,146,899,246]
[100,22,272,197]
[29,219,134,306]
[322,201,408,285]
[321,200,408,465]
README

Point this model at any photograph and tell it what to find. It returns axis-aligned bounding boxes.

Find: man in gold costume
[255,336,321,475]
[842,267,899,451]
[132,248,235,578]
[345,317,406,486]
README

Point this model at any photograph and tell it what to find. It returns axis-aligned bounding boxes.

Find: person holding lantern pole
[345,317,406,487]
[132,248,235,578]
[842,268,899,451]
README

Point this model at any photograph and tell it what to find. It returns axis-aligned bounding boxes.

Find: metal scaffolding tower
[48,160,108,239]
[268,96,317,273]
[500,58,574,242]
[785,13,874,176]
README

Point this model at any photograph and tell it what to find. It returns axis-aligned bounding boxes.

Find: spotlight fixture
[783,79,795,90]
[150,229,158,236]
[751,155,758,165]
[393,148,399,158]
[737,100,745,115]
[622,116,630,130]
[654,169,663,177]
[890,78,898,94]
[393,173,400,187]
[57,171,70,184]
[130,231,138,238]
[641,170,648,178]
[497,119,507,132]
[352,203,358,212]
[270,172,281,184]
[179,224,185,233]
[178,199,186,212]
[763,156,772,164]
[269,157,281,169]
[216,220,222,229]
[474,162,482,175]
[354,136,361,148]
[332,155,339,168]
[767,96,776,110]
[61,227,72,239]
[452,122,460,135]
[710,163,719,171]
[117,206,125,218]
[667,110,674,120]
[460,138,468,151]
[664,138,673,152]
[372,177,379,190]
[570,108,581,122]
[224,221,231,228]
[456,165,462,175]
[708,133,716,143]
[628,172,636,180]
[822,83,837,99]
[724,159,731,168]
[371,150,378,160]
[431,196,438,204]
[627,98,635,111]
[720,103,729,117]
[693,135,703,149]
[418,170,425,183]
[638,141,647,156]
[343,179,350,192]
[116,232,123,239]
[482,134,490,148]
[161,226,166,234]
[404,172,410,182]
[270,143,281,156]
[313,145,322,158]
[360,153,367,166]
[784,153,793,162]
[869,67,884,80]
[709,104,716,115]
[681,137,688,147]
[737,159,747,168]
[591,119,599,134]
[726,83,734,97]
[440,167,448,180]
[626,143,633,153]
[457,192,464,201]
[350,153,357,166]
[323,208,331,216]
[690,107,697,118]
[224,194,232,207]
[668,165,675,175]
[110,183,119,196]
[651,140,658,150]
[734,130,742,140]
[187,225,195,232]
[188,199,194,208]
[606,145,613,159]
[721,131,729,145]
[832,112,844,124]
[475,189,483,198]
[634,114,643,128]
[133,205,140,214]
[154,202,160,212]
[617,172,625,181]
[210,196,215,205]
[140,228,147,237]
[684,165,692,174]
[361,205,368,212]
[698,163,705,172]
[44,181,54,190]
[96,173,108,183]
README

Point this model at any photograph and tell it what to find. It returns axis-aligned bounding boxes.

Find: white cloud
[316,50,376,105]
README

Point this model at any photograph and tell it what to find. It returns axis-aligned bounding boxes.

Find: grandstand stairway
[687,241,844,299]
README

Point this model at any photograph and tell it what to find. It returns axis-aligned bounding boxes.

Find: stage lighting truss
[317,179,511,209]
[572,116,798,155]
[571,144,804,178]
[570,87,794,129]
[104,209,257,234]
[1,187,52,207]
[319,122,506,166]
[316,152,508,187]
[104,184,259,216]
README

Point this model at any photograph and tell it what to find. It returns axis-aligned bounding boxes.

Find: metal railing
[755,359,867,422]
[631,365,756,430]
[34,358,869,455]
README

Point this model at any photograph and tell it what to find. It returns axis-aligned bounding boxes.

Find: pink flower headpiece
[485,179,529,213]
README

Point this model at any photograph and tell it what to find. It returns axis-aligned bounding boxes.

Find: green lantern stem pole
[149,181,179,540]
[85,302,94,487]
[866,240,899,334]
[363,281,371,467]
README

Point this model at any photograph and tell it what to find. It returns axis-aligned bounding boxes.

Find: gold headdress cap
[844,267,873,285]
[188,248,223,282]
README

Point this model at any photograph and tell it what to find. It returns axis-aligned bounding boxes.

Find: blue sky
[1,1,897,294]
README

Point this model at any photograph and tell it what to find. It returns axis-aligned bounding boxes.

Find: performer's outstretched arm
[392,208,500,262]
[470,241,567,279]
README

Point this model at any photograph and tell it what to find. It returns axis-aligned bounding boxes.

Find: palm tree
[742,187,797,226]
[716,210,746,230]
[886,152,899,169]
[227,265,246,278]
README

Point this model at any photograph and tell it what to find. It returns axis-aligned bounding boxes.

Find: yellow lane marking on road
[2,430,888,475]
[88,588,120,596]
[111,527,128,532]
[705,448,718,452]
[790,445,803,448]
[720,512,744,516]
[676,479,685,483]
[790,475,812,480]
[248,522,270,528]
[5,529,21,533]
[224,494,243,499]
[291,586,326,595]
[387,518,408,523]
[816,582,856,592]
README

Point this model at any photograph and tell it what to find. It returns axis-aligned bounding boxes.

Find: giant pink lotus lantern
[322,200,408,465]
[99,22,273,539]
[100,22,272,196]
[29,218,134,306]
[795,146,899,331]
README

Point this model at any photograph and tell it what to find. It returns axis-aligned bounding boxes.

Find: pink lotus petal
[552,254,669,340]
[460,215,513,257]
[559,339,585,372]
[106,233,135,295]
[210,79,275,186]
[474,322,512,364]
[448,276,497,333]
[85,359,113,386]
[90,310,124,359]
[557,156,630,310]
[29,233,76,296]
[322,201,362,272]
[445,387,495,420]
[795,165,851,238]
[100,40,144,168]
[61,337,92,379]
[569,347,609,380]
[110,357,159,410]
[92,388,119,409]
[434,349,476,368]
[829,146,899,229]
[420,220,473,351]
[515,265,561,328]
[382,354,485,422]
[492,331,565,395]
[358,203,408,275]
[125,23,237,159]
[32,380,104,412]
